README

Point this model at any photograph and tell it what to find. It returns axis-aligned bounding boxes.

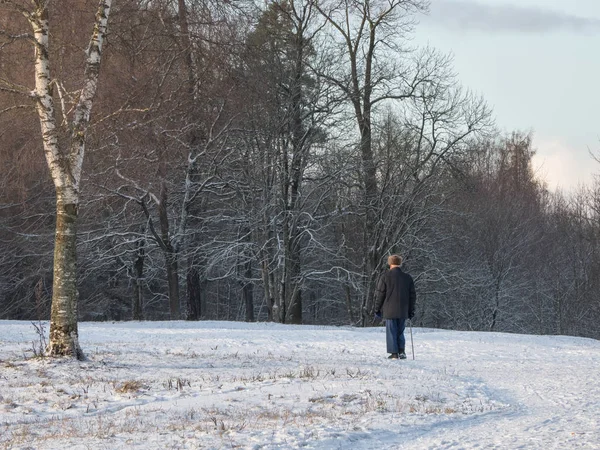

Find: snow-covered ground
[0,320,599,449]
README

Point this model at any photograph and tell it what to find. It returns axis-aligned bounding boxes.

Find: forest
[1,0,599,343]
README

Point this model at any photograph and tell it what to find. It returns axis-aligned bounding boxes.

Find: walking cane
[409,319,415,360]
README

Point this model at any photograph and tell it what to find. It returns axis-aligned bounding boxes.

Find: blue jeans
[386,318,406,354]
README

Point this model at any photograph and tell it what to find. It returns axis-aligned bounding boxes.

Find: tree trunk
[47,198,83,359]
[287,288,302,324]
[286,243,302,324]
[490,278,501,331]
[278,270,287,324]
[132,237,145,321]
[261,248,276,321]
[177,0,197,99]
[165,250,180,319]
[359,116,380,327]
[243,261,254,322]
[28,0,113,358]
[345,285,354,324]
[284,21,307,326]
[186,264,202,320]
[158,174,180,320]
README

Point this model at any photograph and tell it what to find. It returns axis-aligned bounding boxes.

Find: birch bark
[25,0,113,358]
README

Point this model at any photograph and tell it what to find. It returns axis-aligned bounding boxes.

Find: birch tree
[0,0,112,358]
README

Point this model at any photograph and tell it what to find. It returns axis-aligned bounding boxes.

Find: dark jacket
[374,267,416,320]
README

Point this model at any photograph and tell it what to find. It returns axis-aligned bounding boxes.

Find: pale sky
[415,0,600,192]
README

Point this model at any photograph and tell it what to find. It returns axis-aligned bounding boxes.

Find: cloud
[425,0,600,34]
[531,138,595,192]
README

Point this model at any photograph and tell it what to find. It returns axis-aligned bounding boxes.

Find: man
[374,254,416,359]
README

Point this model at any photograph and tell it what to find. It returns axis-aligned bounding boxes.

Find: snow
[1,320,599,449]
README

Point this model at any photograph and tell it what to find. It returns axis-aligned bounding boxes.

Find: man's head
[387,254,402,267]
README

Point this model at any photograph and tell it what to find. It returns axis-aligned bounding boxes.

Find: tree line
[1,0,598,356]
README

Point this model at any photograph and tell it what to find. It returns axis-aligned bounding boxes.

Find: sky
[415,0,600,192]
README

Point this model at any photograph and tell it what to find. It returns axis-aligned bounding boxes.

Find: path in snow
[0,321,598,449]
[402,331,600,449]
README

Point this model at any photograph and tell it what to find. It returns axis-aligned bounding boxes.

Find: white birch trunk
[26,0,112,359]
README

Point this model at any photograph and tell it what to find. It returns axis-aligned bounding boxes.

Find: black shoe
[399,352,407,359]
[388,353,399,359]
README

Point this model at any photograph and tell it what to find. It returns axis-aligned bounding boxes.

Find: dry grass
[0,347,501,450]
[114,380,147,394]
[163,377,191,391]
[2,360,17,369]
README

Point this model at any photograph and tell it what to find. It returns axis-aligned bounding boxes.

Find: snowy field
[0,321,599,449]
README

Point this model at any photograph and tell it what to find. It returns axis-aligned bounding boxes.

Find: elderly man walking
[374,255,416,359]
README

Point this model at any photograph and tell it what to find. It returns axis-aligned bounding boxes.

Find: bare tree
[227,0,329,324]
[314,0,451,325]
